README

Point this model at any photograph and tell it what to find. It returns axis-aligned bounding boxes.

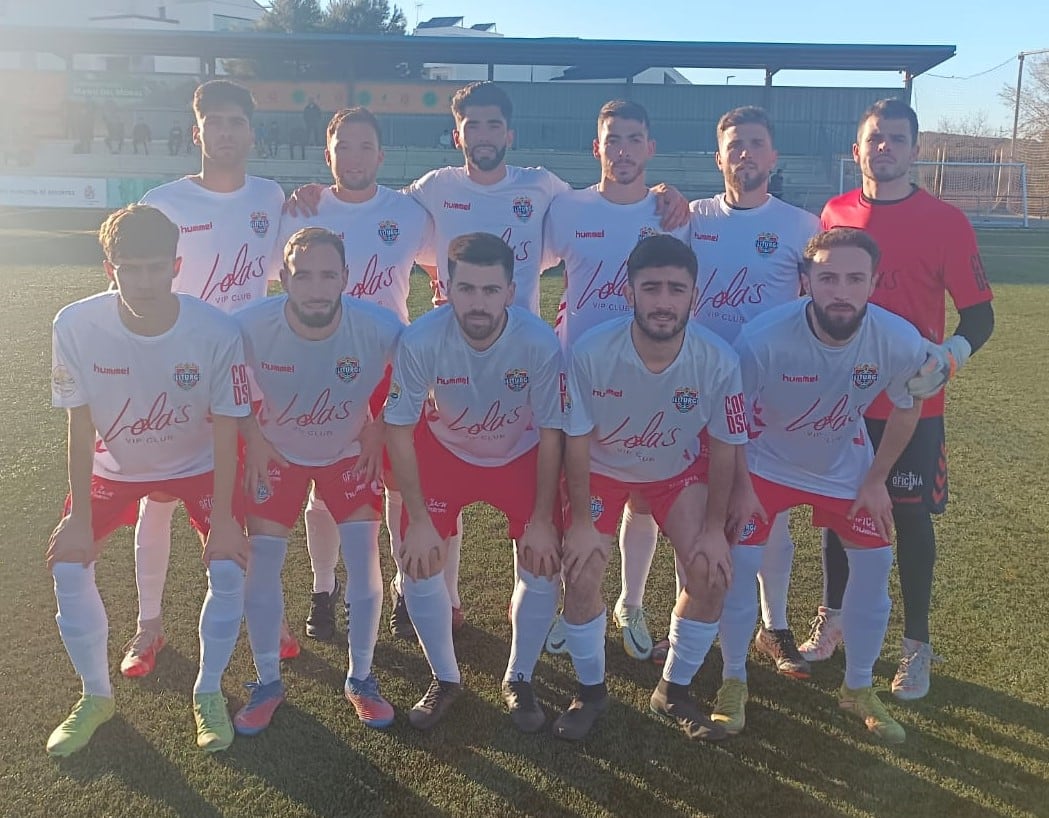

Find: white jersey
[565,316,747,482]
[384,305,565,466]
[689,193,820,342]
[406,165,570,315]
[545,186,690,348]
[735,299,926,498]
[236,295,403,466]
[141,175,285,314]
[51,293,250,482]
[273,186,433,324]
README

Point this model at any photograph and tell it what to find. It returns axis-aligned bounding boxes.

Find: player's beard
[811,300,867,341]
[634,306,689,343]
[862,156,910,184]
[457,309,506,343]
[606,161,644,186]
[726,164,769,194]
[337,169,377,191]
[289,299,341,329]
[466,144,507,172]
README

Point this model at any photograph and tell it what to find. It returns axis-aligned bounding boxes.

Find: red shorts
[739,475,889,548]
[63,472,242,543]
[247,455,384,528]
[404,422,559,540]
[691,428,712,483]
[571,458,708,536]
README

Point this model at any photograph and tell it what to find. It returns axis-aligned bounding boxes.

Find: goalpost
[838,158,1030,227]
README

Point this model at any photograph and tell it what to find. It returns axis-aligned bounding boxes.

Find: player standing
[234,228,403,735]
[46,205,251,756]
[717,227,927,743]
[122,80,288,679]
[798,100,995,700]
[273,107,432,644]
[384,233,565,732]
[542,99,690,662]
[557,234,746,741]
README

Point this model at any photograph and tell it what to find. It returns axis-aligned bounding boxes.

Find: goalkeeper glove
[906,336,972,399]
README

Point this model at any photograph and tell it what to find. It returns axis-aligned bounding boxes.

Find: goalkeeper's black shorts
[866,415,948,515]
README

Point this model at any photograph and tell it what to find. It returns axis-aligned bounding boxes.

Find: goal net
[838,158,1030,227]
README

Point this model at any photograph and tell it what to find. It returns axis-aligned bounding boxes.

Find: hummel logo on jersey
[93,364,129,376]
[249,212,270,236]
[575,230,605,239]
[852,363,879,390]
[336,356,360,383]
[638,227,658,242]
[512,196,534,222]
[592,387,623,398]
[504,369,529,392]
[173,363,200,390]
[673,387,699,413]
[755,232,779,256]
[694,233,719,242]
[782,373,818,383]
[378,220,399,245]
[436,375,470,386]
[261,361,295,373]
[181,222,213,234]
[443,200,471,211]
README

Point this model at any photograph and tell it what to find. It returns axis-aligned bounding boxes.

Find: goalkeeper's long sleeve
[952,301,994,354]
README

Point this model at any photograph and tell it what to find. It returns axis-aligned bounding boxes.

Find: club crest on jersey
[386,380,401,405]
[249,211,270,236]
[174,363,200,390]
[755,232,779,256]
[512,196,534,222]
[336,356,361,383]
[638,226,658,242]
[590,495,604,522]
[740,520,757,541]
[378,220,399,245]
[672,386,699,413]
[852,363,879,390]
[504,368,529,392]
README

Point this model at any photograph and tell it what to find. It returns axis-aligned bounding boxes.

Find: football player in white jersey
[557,234,746,742]
[273,107,433,645]
[384,233,565,733]
[639,107,820,671]
[125,80,290,680]
[46,206,251,756]
[715,227,926,744]
[543,100,689,664]
[234,228,403,736]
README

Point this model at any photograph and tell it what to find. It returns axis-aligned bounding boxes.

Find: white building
[413,16,691,85]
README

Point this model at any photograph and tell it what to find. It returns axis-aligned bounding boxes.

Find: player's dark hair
[717,105,775,143]
[193,79,256,122]
[283,226,347,272]
[447,232,514,283]
[99,204,178,263]
[859,98,919,144]
[327,106,382,145]
[626,234,698,283]
[451,82,513,125]
[597,99,650,133]
[802,227,882,274]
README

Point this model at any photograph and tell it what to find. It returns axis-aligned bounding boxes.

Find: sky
[407,0,1049,135]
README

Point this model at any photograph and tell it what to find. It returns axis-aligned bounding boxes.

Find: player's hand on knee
[518,518,561,578]
[562,522,606,585]
[399,519,445,581]
[691,529,733,591]
[202,514,249,570]
[282,182,324,217]
[906,336,971,399]
[46,513,97,569]
[849,479,894,543]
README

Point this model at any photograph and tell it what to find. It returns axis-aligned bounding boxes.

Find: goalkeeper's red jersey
[820,186,994,419]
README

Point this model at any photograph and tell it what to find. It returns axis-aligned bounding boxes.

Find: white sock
[758,513,794,631]
[385,490,404,594]
[305,492,339,594]
[718,545,765,682]
[618,509,658,609]
[564,609,606,686]
[243,535,287,685]
[194,559,245,695]
[444,513,463,609]
[53,562,111,698]
[339,520,383,681]
[134,497,177,623]
[403,572,460,683]
[842,547,894,689]
[663,613,719,686]
[505,562,558,682]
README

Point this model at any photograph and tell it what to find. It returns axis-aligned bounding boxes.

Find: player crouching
[235,228,403,733]
[717,228,927,743]
[46,205,252,756]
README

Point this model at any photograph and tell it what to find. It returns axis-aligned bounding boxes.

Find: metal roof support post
[487,63,494,81]
[903,70,913,103]
[763,68,777,108]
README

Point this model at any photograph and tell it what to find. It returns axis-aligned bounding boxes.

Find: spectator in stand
[769,168,784,199]
[132,118,151,155]
[168,122,183,156]
[290,124,307,160]
[304,98,323,146]
[268,120,280,159]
